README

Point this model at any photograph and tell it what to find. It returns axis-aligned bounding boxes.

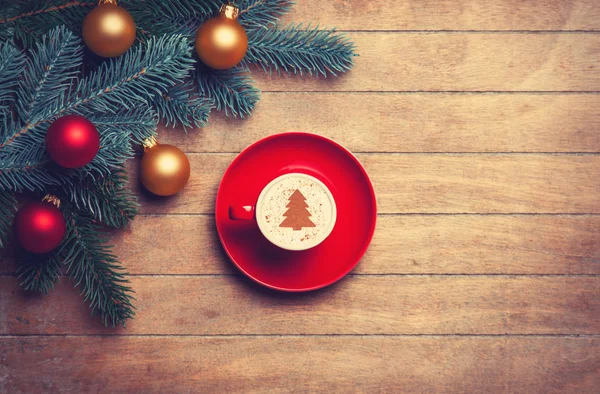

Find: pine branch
[0,190,17,248]
[0,106,155,191]
[1,27,81,173]
[0,1,93,25]
[63,167,139,229]
[243,24,356,76]
[60,205,135,327]
[0,27,13,43]
[153,81,212,129]
[196,66,260,118]
[85,106,158,146]
[137,16,198,40]
[68,108,158,178]
[0,159,63,191]
[0,0,221,43]
[0,0,95,47]
[0,121,53,186]
[15,26,81,127]
[0,30,189,192]
[17,252,63,293]
[73,128,135,179]
[127,0,220,21]
[126,0,220,35]
[238,0,294,29]
[66,33,194,117]
[0,0,294,43]
[0,40,26,112]
[131,0,294,38]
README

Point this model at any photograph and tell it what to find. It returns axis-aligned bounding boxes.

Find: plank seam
[335,30,600,34]
[259,91,600,94]
[1,334,598,338]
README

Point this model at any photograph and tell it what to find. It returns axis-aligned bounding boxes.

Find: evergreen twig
[153,81,213,130]
[0,0,94,46]
[0,27,82,182]
[0,0,220,43]
[60,205,135,327]
[65,34,195,118]
[17,252,63,293]
[64,167,139,229]
[238,0,294,29]
[126,0,221,24]
[86,106,158,146]
[0,1,355,118]
[0,31,190,192]
[0,158,62,192]
[196,66,260,118]
[15,26,81,128]
[243,24,356,76]
[0,190,17,247]
[0,41,26,113]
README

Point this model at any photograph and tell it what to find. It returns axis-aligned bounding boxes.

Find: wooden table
[2,1,600,392]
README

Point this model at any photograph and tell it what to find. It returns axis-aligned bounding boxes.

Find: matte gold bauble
[82,1,136,58]
[140,141,191,197]
[195,4,248,69]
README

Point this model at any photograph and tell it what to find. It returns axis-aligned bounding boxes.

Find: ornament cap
[99,0,118,4]
[220,4,240,20]
[142,136,159,152]
[42,194,61,208]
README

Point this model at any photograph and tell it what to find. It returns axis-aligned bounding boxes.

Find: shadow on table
[214,237,348,305]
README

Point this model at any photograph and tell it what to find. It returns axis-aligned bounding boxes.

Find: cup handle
[229,205,255,221]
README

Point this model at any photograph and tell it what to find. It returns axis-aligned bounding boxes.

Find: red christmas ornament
[13,201,66,254]
[46,115,100,168]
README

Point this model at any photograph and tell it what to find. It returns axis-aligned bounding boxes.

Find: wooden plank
[251,33,600,92]
[129,154,600,214]
[2,336,598,393]
[113,215,600,275]
[160,93,600,153]
[3,215,599,275]
[1,276,598,335]
[282,0,600,31]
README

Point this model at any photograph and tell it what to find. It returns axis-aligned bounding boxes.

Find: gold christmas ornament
[195,3,248,69]
[82,0,136,58]
[140,138,191,197]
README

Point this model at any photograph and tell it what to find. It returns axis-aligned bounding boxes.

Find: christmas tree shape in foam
[279,189,316,231]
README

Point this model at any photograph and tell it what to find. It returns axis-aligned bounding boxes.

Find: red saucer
[215,133,377,291]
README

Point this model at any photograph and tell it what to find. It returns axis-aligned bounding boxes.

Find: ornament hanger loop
[142,136,159,151]
[43,194,62,208]
[220,3,240,20]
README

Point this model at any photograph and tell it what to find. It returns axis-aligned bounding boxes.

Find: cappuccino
[256,173,336,251]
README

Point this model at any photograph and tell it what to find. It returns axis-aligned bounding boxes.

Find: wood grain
[2,1,599,391]
[2,276,598,335]
[3,215,599,275]
[282,0,600,31]
[252,33,600,92]
[129,154,600,214]
[2,337,598,393]
[160,93,600,153]
[106,214,600,275]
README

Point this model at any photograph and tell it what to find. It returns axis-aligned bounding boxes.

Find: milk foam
[256,174,336,251]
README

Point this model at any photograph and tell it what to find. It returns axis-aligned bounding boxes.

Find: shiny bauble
[195,4,248,69]
[14,201,66,254]
[140,144,191,196]
[46,115,100,168]
[82,3,136,58]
